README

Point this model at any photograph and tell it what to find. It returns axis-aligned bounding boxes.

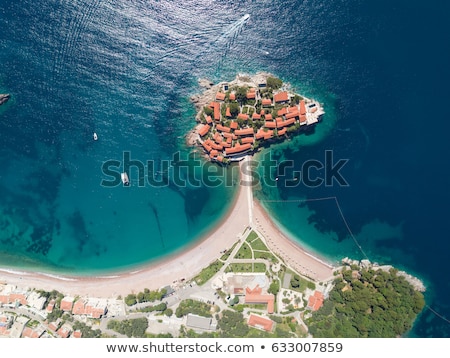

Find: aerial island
[188,72,324,163]
[0,74,425,339]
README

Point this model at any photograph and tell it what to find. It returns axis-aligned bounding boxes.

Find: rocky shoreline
[341,257,426,292]
[0,94,10,106]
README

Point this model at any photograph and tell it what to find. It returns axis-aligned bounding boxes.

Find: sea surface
[0,0,449,337]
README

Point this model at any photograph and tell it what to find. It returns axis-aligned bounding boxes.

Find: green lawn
[226,262,267,273]
[193,260,224,285]
[234,242,253,259]
[253,251,278,263]
[245,230,259,243]
[249,237,268,251]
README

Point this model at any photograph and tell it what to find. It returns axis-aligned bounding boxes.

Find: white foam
[39,273,78,282]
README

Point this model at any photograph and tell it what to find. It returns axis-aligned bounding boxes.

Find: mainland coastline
[0,156,337,297]
[0,73,335,296]
[0,74,426,338]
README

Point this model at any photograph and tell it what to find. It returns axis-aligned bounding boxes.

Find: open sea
[1,0,449,337]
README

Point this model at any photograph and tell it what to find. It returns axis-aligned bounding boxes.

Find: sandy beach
[252,201,335,281]
[0,157,336,298]
[0,162,250,298]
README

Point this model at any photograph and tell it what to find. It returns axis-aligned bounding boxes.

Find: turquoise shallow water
[1,0,450,337]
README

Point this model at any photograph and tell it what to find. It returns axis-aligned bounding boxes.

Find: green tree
[229,102,240,117]
[266,77,283,90]
[268,280,280,295]
[306,266,425,338]
[107,318,148,338]
[290,275,301,288]
[204,106,213,116]
[125,294,137,306]
[235,87,248,105]
[217,310,249,338]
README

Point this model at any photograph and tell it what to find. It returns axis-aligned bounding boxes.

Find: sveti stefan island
[0,73,425,339]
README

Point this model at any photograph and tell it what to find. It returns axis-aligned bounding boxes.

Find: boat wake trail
[139,13,251,85]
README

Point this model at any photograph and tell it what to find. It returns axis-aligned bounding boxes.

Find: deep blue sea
[1,0,449,337]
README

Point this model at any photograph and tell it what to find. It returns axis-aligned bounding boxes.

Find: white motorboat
[121,172,129,186]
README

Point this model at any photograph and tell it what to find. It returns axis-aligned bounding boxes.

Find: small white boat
[93,132,98,141]
[121,172,129,186]
[243,14,250,21]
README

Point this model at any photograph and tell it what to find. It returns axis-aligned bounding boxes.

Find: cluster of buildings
[205,272,325,334]
[0,283,124,338]
[196,83,324,162]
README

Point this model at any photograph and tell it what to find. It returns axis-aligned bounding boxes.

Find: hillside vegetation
[306,266,425,337]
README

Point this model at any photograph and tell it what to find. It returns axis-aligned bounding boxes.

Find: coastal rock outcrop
[341,257,426,292]
[0,94,10,106]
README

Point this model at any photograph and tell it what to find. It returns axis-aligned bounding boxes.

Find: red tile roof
[229,93,236,101]
[226,107,232,117]
[307,291,324,311]
[256,129,266,140]
[72,300,86,315]
[205,115,213,124]
[264,130,274,140]
[237,113,249,120]
[247,314,274,332]
[9,293,27,306]
[210,142,223,151]
[202,139,213,153]
[300,100,306,115]
[197,124,210,137]
[230,121,238,130]
[274,91,289,103]
[57,326,71,338]
[265,113,273,121]
[277,118,296,128]
[60,298,74,312]
[277,128,287,136]
[241,137,255,144]
[235,128,254,136]
[265,121,277,129]
[277,107,288,116]
[300,114,307,123]
[252,113,261,120]
[245,286,275,313]
[21,327,42,338]
[285,111,299,119]
[210,102,221,121]
[215,92,226,101]
[213,132,222,142]
[262,98,272,106]
[225,143,252,156]
[72,299,106,318]
[216,124,231,133]
[246,91,256,99]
